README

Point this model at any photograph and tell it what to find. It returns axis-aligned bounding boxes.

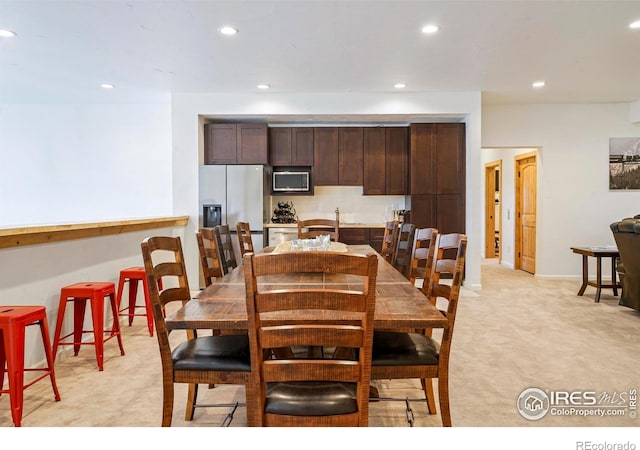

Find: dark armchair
[610,217,640,312]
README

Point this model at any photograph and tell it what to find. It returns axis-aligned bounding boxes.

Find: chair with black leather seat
[610,217,640,312]
[392,223,416,278]
[408,228,438,287]
[371,233,467,427]
[214,224,238,274]
[141,235,253,426]
[297,218,339,242]
[380,220,399,263]
[236,221,255,256]
[196,228,224,287]
[243,251,378,427]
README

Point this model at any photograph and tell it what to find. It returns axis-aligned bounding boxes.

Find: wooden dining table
[165,245,448,332]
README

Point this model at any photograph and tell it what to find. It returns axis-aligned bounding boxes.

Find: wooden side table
[570,246,621,302]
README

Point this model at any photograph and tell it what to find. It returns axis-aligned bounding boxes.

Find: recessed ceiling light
[421,24,439,34]
[257,84,270,89]
[394,83,406,89]
[219,26,238,35]
[101,83,115,89]
[630,20,640,29]
[0,29,16,38]
[532,81,545,88]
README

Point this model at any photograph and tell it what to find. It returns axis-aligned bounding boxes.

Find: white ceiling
[2,0,640,105]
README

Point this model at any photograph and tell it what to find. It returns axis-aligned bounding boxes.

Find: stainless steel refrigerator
[198,165,266,250]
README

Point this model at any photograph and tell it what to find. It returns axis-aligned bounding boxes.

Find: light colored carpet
[2,259,639,428]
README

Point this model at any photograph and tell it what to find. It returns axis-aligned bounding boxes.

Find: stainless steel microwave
[272,170,310,192]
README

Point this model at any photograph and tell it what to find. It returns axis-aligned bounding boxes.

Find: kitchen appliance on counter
[271,201,297,223]
[199,165,265,250]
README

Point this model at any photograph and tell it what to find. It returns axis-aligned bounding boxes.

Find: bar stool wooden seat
[0,306,61,427]
[116,266,163,337]
[52,282,125,371]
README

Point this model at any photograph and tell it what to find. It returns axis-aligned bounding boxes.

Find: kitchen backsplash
[270,186,406,224]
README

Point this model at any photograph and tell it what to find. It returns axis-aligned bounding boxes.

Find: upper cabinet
[269,127,314,166]
[410,123,465,195]
[338,127,363,186]
[363,126,408,195]
[313,127,339,185]
[204,123,268,165]
[313,127,364,186]
[385,127,408,195]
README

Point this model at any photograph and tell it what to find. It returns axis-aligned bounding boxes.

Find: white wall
[482,103,640,278]
[0,100,177,368]
[0,102,173,226]
[172,92,483,288]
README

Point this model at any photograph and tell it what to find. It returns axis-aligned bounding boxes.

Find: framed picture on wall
[609,137,640,189]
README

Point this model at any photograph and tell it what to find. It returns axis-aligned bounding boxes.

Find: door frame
[484,160,502,262]
[514,150,537,273]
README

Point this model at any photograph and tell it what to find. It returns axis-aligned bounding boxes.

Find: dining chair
[380,220,399,263]
[214,225,238,274]
[297,218,339,241]
[236,221,255,256]
[141,235,253,427]
[196,228,224,287]
[371,233,467,427]
[408,228,438,287]
[243,251,378,426]
[392,222,416,278]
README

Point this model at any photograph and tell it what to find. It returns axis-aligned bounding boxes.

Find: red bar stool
[116,267,162,337]
[0,306,61,427]
[52,282,125,371]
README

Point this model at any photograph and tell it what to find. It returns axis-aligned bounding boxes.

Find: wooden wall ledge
[0,216,189,249]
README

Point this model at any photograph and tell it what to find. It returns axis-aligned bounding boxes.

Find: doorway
[485,160,502,261]
[515,151,537,274]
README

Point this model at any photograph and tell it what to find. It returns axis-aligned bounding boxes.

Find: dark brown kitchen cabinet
[269,127,314,166]
[338,127,363,185]
[385,127,408,195]
[339,227,385,253]
[368,227,385,253]
[339,228,369,245]
[204,123,268,165]
[363,127,386,195]
[313,127,339,185]
[204,123,237,164]
[363,127,408,195]
[409,123,465,234]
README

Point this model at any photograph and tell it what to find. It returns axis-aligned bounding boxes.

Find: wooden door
[515,153,537,274]
[485,160,501,259]
[363,127,386,195]
[313,127,339,185]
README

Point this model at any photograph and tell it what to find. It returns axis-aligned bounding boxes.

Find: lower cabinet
[339,227,384,253]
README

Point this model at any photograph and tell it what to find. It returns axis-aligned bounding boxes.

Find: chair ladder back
[236,221,255,256]
[196,229,224,286]
[214,225,238,274]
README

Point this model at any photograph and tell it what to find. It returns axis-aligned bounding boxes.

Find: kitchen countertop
[264,222,385,228]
